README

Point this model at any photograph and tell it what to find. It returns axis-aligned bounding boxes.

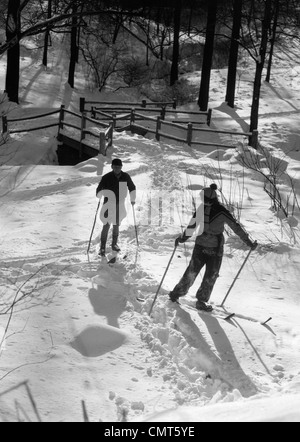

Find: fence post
[81,112,87,141]
[130,108,136,124]
[187,123,193,146]
[109,123,114,147]
[156,117,161,142]
[160,106,166,120]
[78,112,87,160]
[99,132,106,156]
[2,116,8,134]
[59,105,65,133]
[207,108,212,126]
[80,97,85,113]
[112,112,117,128]
[173,99,177,109]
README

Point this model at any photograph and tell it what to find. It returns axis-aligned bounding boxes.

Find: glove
[251,240,258,250]
[246,239,258,250]
[175,232,189,247]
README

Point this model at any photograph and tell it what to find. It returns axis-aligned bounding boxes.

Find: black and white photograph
[0,0,300,424]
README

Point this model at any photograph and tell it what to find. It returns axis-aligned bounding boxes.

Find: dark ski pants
[101,224,120,248]
[171,245,223,303]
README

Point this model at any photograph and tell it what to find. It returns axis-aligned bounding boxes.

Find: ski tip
[224,313,235,321]
[261,317,272,326]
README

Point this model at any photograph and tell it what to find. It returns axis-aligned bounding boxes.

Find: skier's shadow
[200,314,259,397]
[175,306,258,397]
[88,270,128,329]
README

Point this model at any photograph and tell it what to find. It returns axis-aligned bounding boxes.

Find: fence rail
[88,103,260,147]
[1,109,61,134]
[91,105,212,126]
[80,97,177,113]
[128,112,258,148]
[1,99,259,157]
[1,106,113,158]
[58,106,113,156]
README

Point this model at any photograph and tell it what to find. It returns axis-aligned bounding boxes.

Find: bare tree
[225,0,243,108]
[249,0,273,144]
[170,0,182,86]
[42,0,52,68]
[0,92,13,151]
[1,1,132,103]
[5,0,21,103]
[68,0,79,88]
[198,0,218,111]
[80,16,125,91]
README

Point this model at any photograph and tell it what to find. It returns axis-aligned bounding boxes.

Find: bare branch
[0,8,141,55]
[20,0,32,13]
[0,380,43,422]
[0,265,48,354]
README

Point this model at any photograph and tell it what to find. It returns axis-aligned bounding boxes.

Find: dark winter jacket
[96,171,136,204]
[182,202,252,253]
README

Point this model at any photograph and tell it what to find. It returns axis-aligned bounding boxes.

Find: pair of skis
[174,300,235,321]
[175,300,272,327]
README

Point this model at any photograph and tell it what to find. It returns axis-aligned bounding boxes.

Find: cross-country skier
[169,184,257,312]
[96,158,136,257]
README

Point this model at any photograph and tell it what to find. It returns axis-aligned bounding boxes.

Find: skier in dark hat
[169,184,257,312]
[96,158,136,257]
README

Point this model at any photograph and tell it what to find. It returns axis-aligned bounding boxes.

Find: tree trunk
[225,0,243,108]
[198,0,218,111]
[43,0,52,68]
[113,13,123,44]
[76,21,80,63]
[266,0,280,83]
[68,4,78,88]
[5,0,21,103]
[160,29,167,60]
[188,0,195,36]
[146,18,150,66]
[249,0,273,144]
[170,0,182,86]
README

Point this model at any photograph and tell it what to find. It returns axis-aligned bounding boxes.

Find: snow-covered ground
[0,36,300,422]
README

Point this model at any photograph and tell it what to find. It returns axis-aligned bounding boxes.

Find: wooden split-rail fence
[1,105,114,160]
[0,99,259,162]
[79,97,258,149]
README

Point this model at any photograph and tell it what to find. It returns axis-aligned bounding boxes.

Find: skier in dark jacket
[169,184,257,312]
[96,158,136,256]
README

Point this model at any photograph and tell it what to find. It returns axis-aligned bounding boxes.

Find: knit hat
[112,158,123,166]
[203,184,218,201]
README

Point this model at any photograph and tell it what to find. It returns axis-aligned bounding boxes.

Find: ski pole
[87,201,100,255]
[149,242,178,316]
[220,244,256,307]
[132,204,139,248]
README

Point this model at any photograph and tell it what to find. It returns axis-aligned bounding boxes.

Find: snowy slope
[1,37,300,422]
